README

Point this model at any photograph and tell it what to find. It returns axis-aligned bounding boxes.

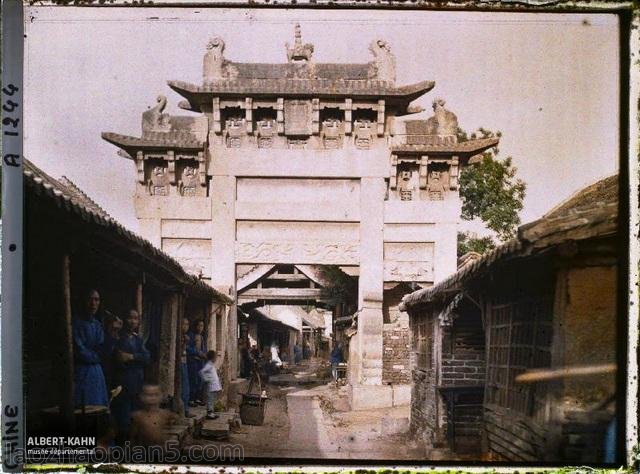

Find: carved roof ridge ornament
[286,23,314,63]
[203,36,228,83]
[142,95,171,135]
[369,39,396,84]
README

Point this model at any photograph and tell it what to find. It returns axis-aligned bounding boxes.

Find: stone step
[201,419,231,440]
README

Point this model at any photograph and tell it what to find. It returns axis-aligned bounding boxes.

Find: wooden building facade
[23,160,233,435]
[401,175,620,463]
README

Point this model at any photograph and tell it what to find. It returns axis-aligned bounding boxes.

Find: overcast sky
[24,7,619,234]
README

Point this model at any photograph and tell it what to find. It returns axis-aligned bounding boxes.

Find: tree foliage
[457,128,526,241]
[457,231,496,258]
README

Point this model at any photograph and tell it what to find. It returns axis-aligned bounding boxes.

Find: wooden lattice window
[414,318,433,370]
[485,296,552,417]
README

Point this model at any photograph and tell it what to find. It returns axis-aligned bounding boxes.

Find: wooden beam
[238,288,324,300]
[265,273,309,281]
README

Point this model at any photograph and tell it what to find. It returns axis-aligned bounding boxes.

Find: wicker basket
[239,371,268,426]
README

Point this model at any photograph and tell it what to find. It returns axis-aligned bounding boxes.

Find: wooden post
[61,254,75,432]
[136,281,143,316]
[173,293,184,414]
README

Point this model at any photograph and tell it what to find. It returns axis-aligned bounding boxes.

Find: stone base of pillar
[349,384,393,410]
[391,383,412,406]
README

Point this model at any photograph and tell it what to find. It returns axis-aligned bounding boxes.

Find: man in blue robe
[180,317,195,418]
[73,289,109,407]
[187,319,207,406]
[114,309,150,438]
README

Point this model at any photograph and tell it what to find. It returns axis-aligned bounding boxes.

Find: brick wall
[441,312,485,387]
[382,323,411,384]
[382,285,413,385]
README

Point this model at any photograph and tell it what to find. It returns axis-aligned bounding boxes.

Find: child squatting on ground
[199,350,222,420]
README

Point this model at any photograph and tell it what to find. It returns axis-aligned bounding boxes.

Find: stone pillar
[210,176,238,380]
[350,177,391,410]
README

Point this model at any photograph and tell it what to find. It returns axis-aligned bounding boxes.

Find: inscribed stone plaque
[383,242,434,281]
[284,100,312,136]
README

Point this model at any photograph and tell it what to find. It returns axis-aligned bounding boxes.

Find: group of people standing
[237,337,318,380]
[179,317,222,420]
[73,289,150,441]
[72,288,223,444]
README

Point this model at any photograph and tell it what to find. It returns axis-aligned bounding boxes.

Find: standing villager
[270,341,283,367]
[114,309,150,438]
[180,318,195,418]
[73,289,109,407]
[199,351,222,420]
[330,342,344,382]
[239,339,252,378]
[101,312,123,391]
[293,342,302,364]
[187,319,207,407]
[303,340,311,360]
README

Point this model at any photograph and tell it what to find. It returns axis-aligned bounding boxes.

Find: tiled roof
[168,79,435,101]
[400,239,523,310]
[544,174,618,219]
[58,176,111,220]
[101,132,205,152]
[400,175,619,311]
[231,62,374,80]
[392,137,499,155]
[24,159,232,304]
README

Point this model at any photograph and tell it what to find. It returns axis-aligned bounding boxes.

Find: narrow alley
[189,358,423,460]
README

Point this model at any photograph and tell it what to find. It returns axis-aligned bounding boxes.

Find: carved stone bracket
[212,97,221,134]
[167,150,176,184]
[390,154,398,190]
[136,151,144,184]
[344,98,353,135]
[377,100,385,136]
[276,98,285,135]
[245,97,253,134]
[419,155,428,189]
[312,98,320,135]
[450,156,459,190]
[197,151,206,186]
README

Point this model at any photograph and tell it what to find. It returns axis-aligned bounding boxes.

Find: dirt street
[190,365,423,461]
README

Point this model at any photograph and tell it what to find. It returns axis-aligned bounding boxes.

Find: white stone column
[350,177,391,409]
[211,176,238,379]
